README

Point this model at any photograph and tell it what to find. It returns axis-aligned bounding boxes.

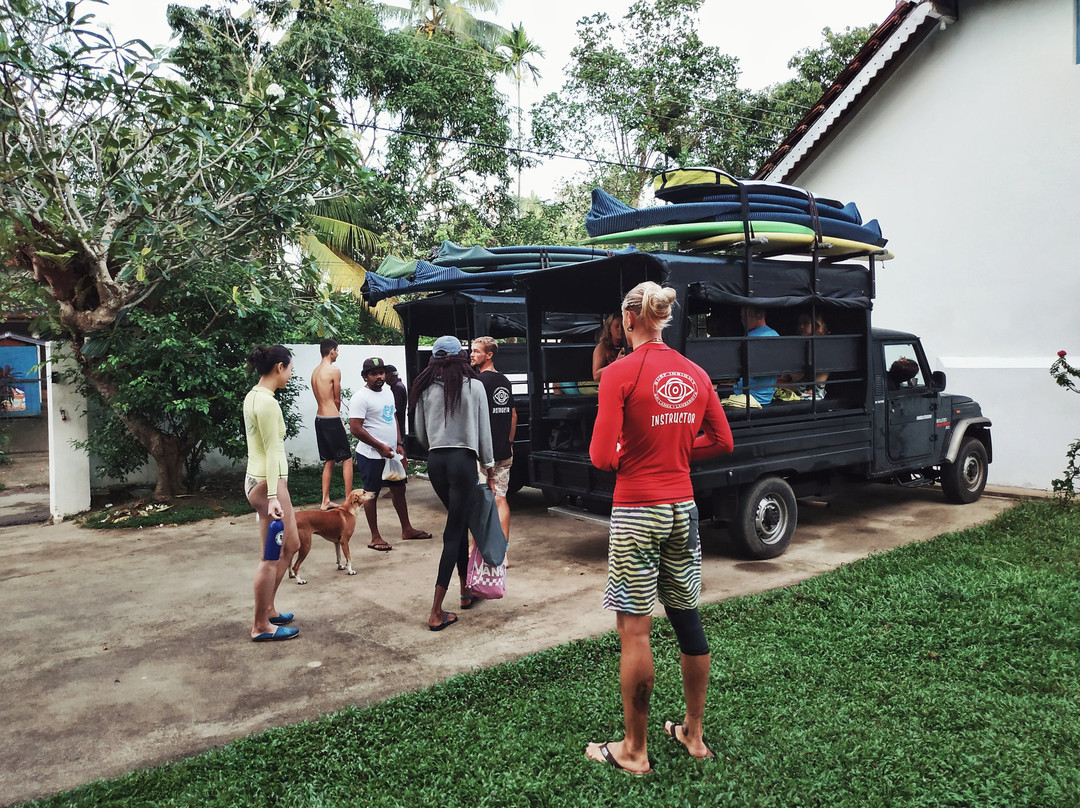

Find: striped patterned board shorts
[603,500,701,616]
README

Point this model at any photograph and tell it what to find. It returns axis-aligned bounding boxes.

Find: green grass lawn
[28,500,1080,807]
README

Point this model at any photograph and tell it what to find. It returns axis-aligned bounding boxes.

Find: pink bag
[465,544,505,600]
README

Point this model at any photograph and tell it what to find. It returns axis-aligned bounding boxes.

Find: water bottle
[264,519,285,561]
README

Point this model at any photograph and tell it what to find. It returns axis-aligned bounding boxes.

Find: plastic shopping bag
[382,453,407,481]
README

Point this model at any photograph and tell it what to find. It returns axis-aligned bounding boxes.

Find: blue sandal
[252,626,299,642]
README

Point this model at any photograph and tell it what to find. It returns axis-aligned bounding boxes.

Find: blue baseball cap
[432,335,462,357]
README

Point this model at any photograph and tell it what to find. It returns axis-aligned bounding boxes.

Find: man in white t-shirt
[350,357,432,551]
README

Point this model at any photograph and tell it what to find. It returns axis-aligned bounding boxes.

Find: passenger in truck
[775,312,830,402]
[721,305,778,409]
[591,313,628,383]
[887,357,920,389]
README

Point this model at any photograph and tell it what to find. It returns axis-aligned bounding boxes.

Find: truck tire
[731,477,797,559]
[941,437,988,504]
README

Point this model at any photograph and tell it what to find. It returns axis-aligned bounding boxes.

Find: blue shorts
[355,454,407,494]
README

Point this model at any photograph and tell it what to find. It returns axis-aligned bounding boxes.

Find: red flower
[1059,350,1068,357]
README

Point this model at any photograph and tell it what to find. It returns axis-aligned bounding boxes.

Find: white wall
[779,0,1080,489]
[283,343,407,466]
[87,343,408,488]
[46,342,90,519]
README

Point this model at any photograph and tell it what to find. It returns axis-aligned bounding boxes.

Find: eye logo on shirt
[653,371,698,409]
[382,404,395,422]
[493,387,511,406]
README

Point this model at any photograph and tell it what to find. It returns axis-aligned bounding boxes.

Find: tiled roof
[755,1,958,182]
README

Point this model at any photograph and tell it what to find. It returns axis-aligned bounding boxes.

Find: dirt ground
[0,476,1017,806]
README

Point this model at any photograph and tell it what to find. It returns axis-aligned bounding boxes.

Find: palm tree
[498,23,543,215]
[382,0,507,52]
[299,197,402,330]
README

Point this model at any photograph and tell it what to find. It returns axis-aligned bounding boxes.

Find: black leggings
[427,447,476,589]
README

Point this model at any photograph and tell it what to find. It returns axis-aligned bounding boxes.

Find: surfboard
[679,232,895,260]
[585,220,815,245]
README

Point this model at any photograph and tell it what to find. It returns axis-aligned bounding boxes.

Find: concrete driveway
[0,481,1015,806]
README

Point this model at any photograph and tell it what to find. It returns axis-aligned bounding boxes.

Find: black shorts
[355,454,406,494]
[315,416,352,462]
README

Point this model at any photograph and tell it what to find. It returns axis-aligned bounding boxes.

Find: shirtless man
[311,339,353,510]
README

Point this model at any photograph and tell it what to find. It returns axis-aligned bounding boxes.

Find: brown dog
[289,489,374,584]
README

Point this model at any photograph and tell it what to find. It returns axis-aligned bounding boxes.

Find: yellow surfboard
[679,232,894,261]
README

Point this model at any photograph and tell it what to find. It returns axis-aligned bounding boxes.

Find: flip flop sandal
[591,743,653,776]
[428,613,458,631]
[663,721,715,760]
[367,542,393,552]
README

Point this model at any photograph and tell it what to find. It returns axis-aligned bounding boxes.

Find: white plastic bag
[382,452,406,481]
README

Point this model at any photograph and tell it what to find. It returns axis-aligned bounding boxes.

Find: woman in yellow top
[243,345,300,642]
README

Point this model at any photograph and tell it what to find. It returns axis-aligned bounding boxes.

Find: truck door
[882,341,936,466]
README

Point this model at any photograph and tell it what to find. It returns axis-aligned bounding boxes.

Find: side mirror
[931,370,946,391]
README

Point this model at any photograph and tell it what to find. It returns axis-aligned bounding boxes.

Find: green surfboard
[585,220,815,245]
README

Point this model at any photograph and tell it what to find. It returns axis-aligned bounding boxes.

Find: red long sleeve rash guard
[589,342,734,507]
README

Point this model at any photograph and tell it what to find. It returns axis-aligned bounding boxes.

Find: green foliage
[32,500,1080,806]
[285,292,402,346]
[742,24,876,165]
[0,0,365,497]
[534,8,877,201]
[531,0,747,203]
[1050,350,1080,500]
[788,24,875,87]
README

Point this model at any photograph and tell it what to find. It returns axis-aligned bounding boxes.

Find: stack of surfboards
[362,242,633,304]
[584,167,892,260]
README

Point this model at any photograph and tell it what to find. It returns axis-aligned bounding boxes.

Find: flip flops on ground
[401,530,433,540]
[585,742,653,776]
[428,612,458,631]
[459,595,477,609]
[663,720,715,760]
[252,626,299,642]
[367,540,393,551]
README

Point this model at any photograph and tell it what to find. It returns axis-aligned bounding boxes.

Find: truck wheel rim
[962,453,985,491]
[754,496,788,545]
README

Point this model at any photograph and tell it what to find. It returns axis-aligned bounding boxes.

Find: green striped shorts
[603,500,701,615]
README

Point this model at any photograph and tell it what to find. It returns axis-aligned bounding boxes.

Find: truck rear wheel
[731,477,797,559]
[941,437,988,504]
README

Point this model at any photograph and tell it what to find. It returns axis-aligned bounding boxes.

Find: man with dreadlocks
[410,336,494,632]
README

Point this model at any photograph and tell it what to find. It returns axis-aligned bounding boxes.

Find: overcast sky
[87,0,897,195]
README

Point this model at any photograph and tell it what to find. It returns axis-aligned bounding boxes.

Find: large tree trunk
[149,438,190,501]
[78,357,193,500]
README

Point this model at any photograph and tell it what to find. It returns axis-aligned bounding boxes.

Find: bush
[1050,349,1080,500]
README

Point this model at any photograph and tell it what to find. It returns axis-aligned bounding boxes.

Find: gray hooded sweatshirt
[414,378,494,469]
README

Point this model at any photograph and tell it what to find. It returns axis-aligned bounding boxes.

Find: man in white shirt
[350,357,432,551]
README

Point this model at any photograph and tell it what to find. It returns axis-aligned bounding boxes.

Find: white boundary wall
[84,343,408,492]
[47,341,91,520]
[283,344,407,467]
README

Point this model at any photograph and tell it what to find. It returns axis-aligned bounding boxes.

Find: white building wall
[782,0,1080,489]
